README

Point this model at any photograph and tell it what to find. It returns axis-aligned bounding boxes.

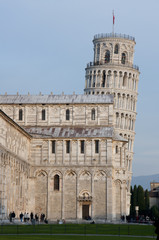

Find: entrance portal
[82,205,89,219]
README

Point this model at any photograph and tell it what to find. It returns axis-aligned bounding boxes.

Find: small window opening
[123,73,127,87]
[95,140,99,153]
[42,109,46,120]
[121,53,126,64]
[54,175,59,190]
[66,140,70,153]
[81,140,85,154]
[66,109,70,120]
[19,109,23,121]
[52,140,56,153]
[91,109,95,120]
[114,44,119,54]
[105,50,110,63]
[97,44,100,55]
[116,146,118,154]
[102,70,106,87]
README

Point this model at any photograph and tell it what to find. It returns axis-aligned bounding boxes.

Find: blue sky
[0,0,158,176]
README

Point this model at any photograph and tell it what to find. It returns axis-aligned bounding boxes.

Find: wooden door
[82,205,89,219]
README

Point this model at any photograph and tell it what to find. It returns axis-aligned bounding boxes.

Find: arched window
[42,109,45,120]
[97,44,100,55]
[123,73,127,87]
[91,109,95,120]
[105,50,110,63]
[19,109,23,121]
[80,140,85,154]
[54,175,60,191]
[66,109,70,120]
[93,72,96,87]
[66,140,70,153]
[52,140,56,153]
[89,75,92,87]
[121,53,126,64]
[115,146,118,154]
[102,70,106,87]
[95,140,99,153]
[114,44,119,54]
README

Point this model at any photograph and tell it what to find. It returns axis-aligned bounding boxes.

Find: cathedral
[0,32,139,221]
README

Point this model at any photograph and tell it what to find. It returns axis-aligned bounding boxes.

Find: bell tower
[84,33,140,215]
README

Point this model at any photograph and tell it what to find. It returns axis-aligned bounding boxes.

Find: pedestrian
[35,213,39,222]
[19,212,23,222]
[30,212,34,222]
[9,212,12,222]
[27,213,30,221]
[24,212,27,222]
[12,211,15,222]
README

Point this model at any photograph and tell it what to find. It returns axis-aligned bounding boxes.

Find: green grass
[0,236,155,240]
[0,224,156,236]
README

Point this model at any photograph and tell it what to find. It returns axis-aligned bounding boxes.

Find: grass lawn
[0,224,156,236]
[0,235,155,240]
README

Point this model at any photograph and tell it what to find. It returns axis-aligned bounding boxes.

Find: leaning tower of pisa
[84,33,139,212]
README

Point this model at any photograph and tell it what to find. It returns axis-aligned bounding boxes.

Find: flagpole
[112,10,115,36]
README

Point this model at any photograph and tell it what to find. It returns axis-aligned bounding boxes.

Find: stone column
[47,106,50,125]
[48,141,50,163]
[24,106,27,126]
[107,140,112,165]
[107,176,113,220]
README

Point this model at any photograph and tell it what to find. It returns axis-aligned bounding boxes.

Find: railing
[94,33,135,41]
[86,61,139,71]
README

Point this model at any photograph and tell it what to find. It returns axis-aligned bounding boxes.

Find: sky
[0,0,158,177]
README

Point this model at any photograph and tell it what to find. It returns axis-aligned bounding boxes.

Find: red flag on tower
[113,10,115,25]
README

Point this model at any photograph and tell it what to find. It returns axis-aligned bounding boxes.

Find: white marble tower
[84,33,140,214]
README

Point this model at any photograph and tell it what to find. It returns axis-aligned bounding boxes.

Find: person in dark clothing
[30,212,34,222]
[19,212,23,222]
[35,213,39,222]
[12,211,15,221]
[9,212,12,222]
[40,213,45,222]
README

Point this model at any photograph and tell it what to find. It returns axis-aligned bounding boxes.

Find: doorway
[82,205,89,219]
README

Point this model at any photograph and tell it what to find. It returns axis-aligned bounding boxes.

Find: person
[44,218,48,224]
[40,213,45,222]
[27,213,30,221]
[9,212,12,222]
[24,212,27,222]
[19,212,23,222]
[35,213,39,222]
[12,211,15,222]
[30,212,34,222]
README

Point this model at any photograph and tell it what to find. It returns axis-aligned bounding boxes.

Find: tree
[150,206,159,220]
[144,189,150,216]
[130,185,138,217]
[137,185,145,215]
[130,185,150,218]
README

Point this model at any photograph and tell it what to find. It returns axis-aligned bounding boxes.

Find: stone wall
[0,103,113,127]
[0,111,31,219]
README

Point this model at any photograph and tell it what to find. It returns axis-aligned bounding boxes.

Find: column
[107,177,113,220]
[24,106,27,126]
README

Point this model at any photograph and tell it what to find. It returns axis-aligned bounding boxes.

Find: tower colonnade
[84,33,139,214]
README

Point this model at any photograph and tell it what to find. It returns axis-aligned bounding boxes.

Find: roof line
[0,110,32,139]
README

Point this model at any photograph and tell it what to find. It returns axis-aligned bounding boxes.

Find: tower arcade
[84,33,139,184]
